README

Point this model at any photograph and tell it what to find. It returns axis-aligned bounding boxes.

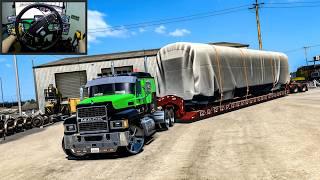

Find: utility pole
[0,77,4,107]
[303,47,309,66]
[13,55,22,116]
[250,0,264,50]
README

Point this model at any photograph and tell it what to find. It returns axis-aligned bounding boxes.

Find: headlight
[110,119,129,129]
[64,124,77,132]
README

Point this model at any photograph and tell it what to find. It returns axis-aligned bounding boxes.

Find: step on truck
[62,72,175,158]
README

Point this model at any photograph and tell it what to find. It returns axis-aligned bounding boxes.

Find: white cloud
[139,28,146,33]
[87,10,128,43]
[169,29,191,37]
[5,63,11,68]
[155,25,166,34]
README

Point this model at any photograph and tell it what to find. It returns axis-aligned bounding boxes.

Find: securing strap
[239,49,249,98]
[213,47,224,106]
[270,55,276,92]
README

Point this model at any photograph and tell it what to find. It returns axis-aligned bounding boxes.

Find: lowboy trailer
[157,89,288,122]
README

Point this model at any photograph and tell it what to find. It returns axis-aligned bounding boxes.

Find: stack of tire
[23,116,33,129]
[0,115,5,138]
[5,117,16,135]
[31,115,53,127]
[14,116,25,132]
[0,113,59,138]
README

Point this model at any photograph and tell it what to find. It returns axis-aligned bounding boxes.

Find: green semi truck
[62,72,175,158]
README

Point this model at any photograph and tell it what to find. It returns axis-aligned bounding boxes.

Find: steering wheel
[14,4,63,51]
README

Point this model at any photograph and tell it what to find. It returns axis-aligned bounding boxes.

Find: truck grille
[77,106,107,118]
[79,122,108,132]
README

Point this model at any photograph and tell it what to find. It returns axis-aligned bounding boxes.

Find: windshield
[89,83,135,97]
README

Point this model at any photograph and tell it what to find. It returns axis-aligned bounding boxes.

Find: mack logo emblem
[80,117,102,122]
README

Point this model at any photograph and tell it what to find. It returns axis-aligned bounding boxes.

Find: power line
[88,4,251,33]
[264,0,320,5]
[89,4,251,31]
[263,4,320,9]
[87,1,320,35]
[285,44,320,53]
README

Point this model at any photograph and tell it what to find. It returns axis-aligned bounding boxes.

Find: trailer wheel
[169,109,175,127]
[62,138,87,159]
[291,86,299,93]
[300,85,307,92]
[125,125,145,155]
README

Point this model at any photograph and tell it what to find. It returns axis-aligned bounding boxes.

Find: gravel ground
[0,89,320,180]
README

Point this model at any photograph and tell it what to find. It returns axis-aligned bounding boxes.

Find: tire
[161,109,170,130]
[169,109,175,127]
[62,138,87,159]
[300,85,307,92]
[32,115,44,128]
[125,125,145,155]
[0,121,4,137]
[292,86,298,93]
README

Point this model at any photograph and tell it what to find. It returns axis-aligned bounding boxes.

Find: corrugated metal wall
[34,56,157,112]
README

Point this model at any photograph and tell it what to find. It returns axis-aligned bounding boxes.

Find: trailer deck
[158,90,288,122]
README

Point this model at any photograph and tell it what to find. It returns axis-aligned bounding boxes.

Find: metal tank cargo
[155,42,290,102]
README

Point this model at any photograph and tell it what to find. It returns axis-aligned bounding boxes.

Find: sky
[0,0,320,102]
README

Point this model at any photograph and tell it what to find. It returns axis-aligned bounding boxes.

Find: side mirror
[145,81,152,95]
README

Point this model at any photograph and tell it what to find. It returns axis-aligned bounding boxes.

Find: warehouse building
[33,42,249,111]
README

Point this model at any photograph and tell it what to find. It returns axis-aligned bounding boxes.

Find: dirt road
[1,89,320,180]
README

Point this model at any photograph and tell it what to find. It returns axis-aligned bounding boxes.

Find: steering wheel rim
[14,3,63,51]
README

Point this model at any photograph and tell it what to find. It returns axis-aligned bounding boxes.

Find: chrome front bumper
[64,131,130,153]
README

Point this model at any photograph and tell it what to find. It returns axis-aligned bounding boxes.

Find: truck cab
[62,73,175,158]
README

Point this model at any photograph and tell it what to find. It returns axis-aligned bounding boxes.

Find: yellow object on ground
[291,77,305,81]
[69,98,80,113]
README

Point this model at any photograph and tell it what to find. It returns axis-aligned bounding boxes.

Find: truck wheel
[161,109,171,130]
[125,125,145,155]
[62,138,87,159]
[169,109,175,127]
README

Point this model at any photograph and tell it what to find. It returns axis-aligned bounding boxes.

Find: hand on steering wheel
[15,3,63,51]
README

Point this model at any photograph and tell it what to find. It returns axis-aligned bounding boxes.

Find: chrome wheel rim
[126,126,144,154]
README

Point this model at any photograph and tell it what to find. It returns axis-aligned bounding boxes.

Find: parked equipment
[288,81,308,93]
[44,84,62,115]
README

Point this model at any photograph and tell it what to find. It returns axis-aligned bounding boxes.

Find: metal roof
[34,42,249,69]
[34,49,160,68]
